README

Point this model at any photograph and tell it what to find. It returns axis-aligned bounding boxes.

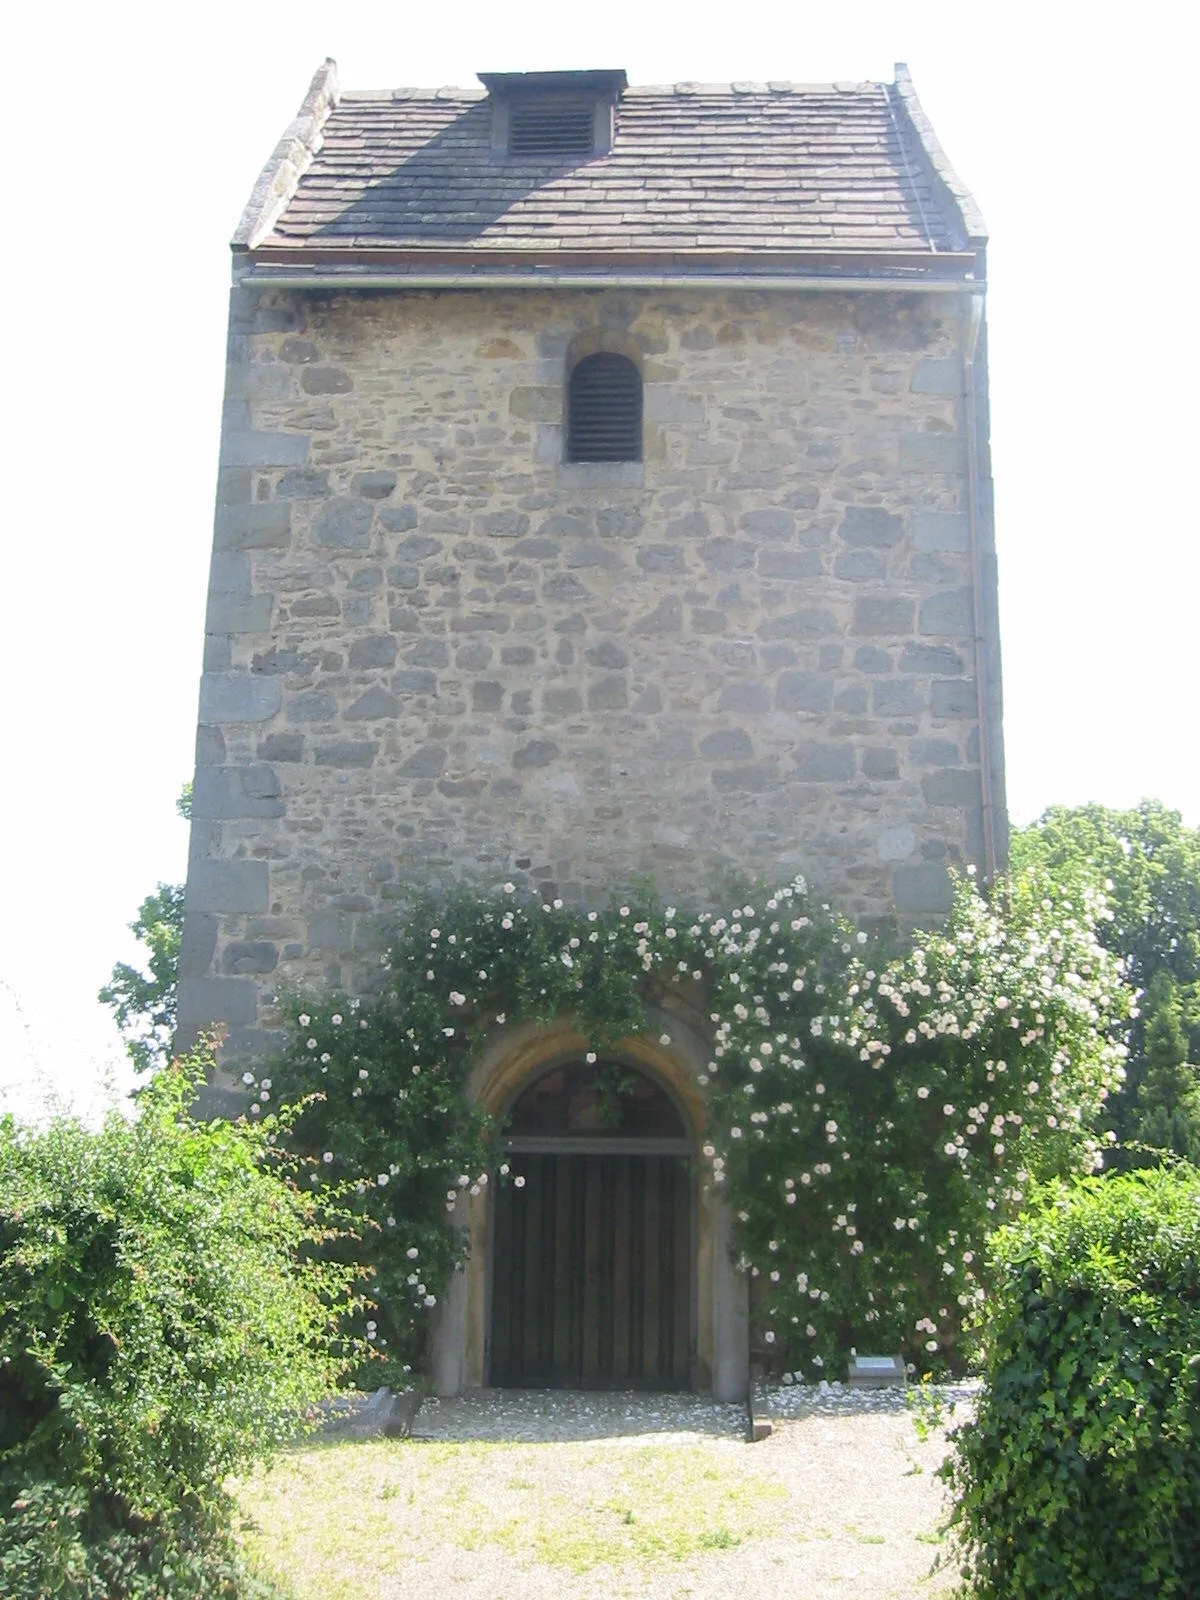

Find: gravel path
[280,1385,972,1599]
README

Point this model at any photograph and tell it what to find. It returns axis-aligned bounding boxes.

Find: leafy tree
[1012,801,1200,1161]
[98,786,191,1076]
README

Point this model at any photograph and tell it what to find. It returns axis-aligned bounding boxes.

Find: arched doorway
[488,1059,695,1389]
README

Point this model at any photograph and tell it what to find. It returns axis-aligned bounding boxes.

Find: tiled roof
[240,66,985,278]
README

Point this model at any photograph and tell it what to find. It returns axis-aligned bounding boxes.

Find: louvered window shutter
[567,354,642,463]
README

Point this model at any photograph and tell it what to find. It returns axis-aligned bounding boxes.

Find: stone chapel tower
[180,60,1004,1089]
[178,65,1005,1398]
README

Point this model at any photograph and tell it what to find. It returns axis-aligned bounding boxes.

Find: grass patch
[237,1436,787,1594]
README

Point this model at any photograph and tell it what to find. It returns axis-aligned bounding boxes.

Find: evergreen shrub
[0,1053,363,1599]
[944,1165,1200,1598]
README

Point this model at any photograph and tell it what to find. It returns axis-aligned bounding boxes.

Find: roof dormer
[478,68,627,160]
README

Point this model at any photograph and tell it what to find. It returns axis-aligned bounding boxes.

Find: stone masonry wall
[180,285,1005,1069]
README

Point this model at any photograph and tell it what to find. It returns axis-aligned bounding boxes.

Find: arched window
[566,352,642,463]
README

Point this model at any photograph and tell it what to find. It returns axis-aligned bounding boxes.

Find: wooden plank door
[489,1153,692,1389]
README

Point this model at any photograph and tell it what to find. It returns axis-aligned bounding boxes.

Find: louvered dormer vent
[509,100,595,157]
[479,68,627,162]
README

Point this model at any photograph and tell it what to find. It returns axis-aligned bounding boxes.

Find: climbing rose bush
[266,868,1128,1375]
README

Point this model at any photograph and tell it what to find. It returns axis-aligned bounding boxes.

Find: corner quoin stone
[198,674,283,724]
[187,860,269,914]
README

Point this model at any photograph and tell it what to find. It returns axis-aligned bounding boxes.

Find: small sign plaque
[847,1353,906,1387]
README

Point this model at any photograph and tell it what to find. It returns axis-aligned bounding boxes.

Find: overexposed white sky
[2,0,1196,1120]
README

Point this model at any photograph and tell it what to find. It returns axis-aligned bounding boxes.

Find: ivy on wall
[262,870,1128,1378]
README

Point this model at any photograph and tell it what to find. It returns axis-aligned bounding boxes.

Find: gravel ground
[291,1384,973,1600]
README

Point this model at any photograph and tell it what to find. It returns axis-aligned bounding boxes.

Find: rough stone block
[633,594,683,634]
[637,544,687,573]
[451,613,510,633]
[195,727,226,766]
[276,469,331,499]
[471,681,504,711]
[259,733,304,762]
[919,588,975,637]
[740,508,794,538]
[931,678,977,716]
[921,768,982,807]
[349,635,399,669]
[222,431,309,468]
[900,643,964,675]
[287,689,337,723]
[775,673,833,713]
[758,609,838,641]
[208,553,251,595]
[401,744,448,778]
[187,861,269,914]
[667,512,710,539]
[644,386,704,423]
[213,502,292,551]
[588,676,628,710]
[315,741,378,766]
[510,386,561,421]
[206,593,274,634]
[893,863,954,915]
[179,912,218,978]
[700,729,753,761]
[712,763,780,793]
[513,739,559,769]
[177,975,259,1030]
[544,687,583,715]
[872,680,922,716]
[312,497,375,549]
[379,504,419,533]
[862,746,900,780]
[301,366,354,394]
[289,595,340,619]
[308,912,355,952]
[913,513,970,552]
[876,824,915,859]
[909,739,961,766]
[477,511,530,537]
[691,608,727,632]
[352,471,397,499]
[839,507,904,548]
[899,432,964,474]
[852,597,916,636]
[760,549,822,580]
[834,551,886,581]
[854,645,892,674]
[910,357,962,395]
[346,687,400,720]
[719,683,770,713]
[198,673,282,725]
[794,743,856,781]
[222,940,279,974]
[192,765,285,820]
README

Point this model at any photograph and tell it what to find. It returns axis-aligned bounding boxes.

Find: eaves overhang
[234,245,984,294]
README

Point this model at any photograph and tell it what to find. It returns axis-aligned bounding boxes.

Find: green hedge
[944,1166,1200,1597]
[0,1055,363,1599]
